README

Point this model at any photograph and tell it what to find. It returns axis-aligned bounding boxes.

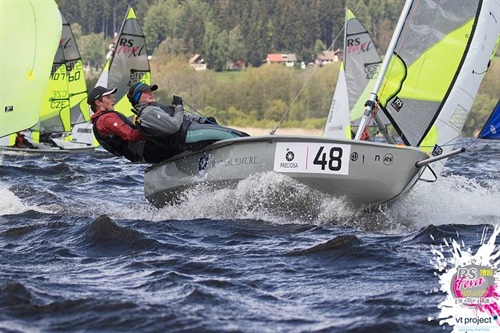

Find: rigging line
[269,1,358,136]
[464,137,481,151]
[181,99,204,117]
[269,67,320,135]
[180,99,232,129]
[350,0,364,14]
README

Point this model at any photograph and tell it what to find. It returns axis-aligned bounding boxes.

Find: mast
[354,0,414,143]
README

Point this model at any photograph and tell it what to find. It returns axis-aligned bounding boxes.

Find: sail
[103,5,151,118]
[35,11,88,135]
[377,0,500,152]
[323,8,383,139]
[323,62,351,138]
[478,100,500,140]
[0,0,62,138]
[69,5,150,146]
[343,8,383,126]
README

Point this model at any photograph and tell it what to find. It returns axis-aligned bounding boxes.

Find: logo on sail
[115,38,146,57]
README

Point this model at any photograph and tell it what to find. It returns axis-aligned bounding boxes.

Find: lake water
[0,138,499,332]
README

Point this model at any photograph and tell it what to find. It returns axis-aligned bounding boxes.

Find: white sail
[323,62,351,138]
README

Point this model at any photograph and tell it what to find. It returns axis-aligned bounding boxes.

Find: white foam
[134,173,500,232]
[130,172,358,225]
[390,175,500,228]
[0,185,30,215]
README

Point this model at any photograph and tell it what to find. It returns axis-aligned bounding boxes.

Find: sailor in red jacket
[88,86,176,163]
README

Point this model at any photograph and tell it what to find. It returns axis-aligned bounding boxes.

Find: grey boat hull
[144,135,429,208]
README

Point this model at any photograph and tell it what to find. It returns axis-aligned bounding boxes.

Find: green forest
[58,0,500,135]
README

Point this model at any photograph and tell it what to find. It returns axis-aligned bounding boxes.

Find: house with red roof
[189,54,207,70]
[264,53,297,67]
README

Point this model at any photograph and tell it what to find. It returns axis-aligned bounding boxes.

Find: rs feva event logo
[431,226,500,332]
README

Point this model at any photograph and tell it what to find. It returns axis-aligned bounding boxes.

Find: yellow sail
[0,0,62,137]
[36,11,88,136]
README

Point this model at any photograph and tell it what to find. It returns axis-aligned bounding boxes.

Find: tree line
[58,0,405,70]
[83,54,499,137]
[60,0,499,135]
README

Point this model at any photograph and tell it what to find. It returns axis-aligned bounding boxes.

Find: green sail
[0,0,62,137]
[377,1,483,147]
[36,11,88,135]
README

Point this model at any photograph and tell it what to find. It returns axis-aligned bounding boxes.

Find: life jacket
[91,110,143,162]
[133,103,189,151]
[133,103,249,152]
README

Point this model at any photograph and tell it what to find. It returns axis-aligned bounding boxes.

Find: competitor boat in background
[0,10,93,153]
[478,100,500,140]
[323,7,384,139]
[0,0,61,139]
[144,0,500,210]
[70,5,152,146]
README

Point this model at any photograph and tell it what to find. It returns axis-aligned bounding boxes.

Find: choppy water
[0,138,499,332]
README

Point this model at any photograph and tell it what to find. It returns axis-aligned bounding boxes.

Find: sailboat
[69,5,151,146]
[478,100,500,140]
[0,0,61,140]
[0,9,94,154]
[323,7,384,139]
[144,0,500,209]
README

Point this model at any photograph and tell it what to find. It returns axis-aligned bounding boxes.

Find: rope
[180,98,233,129]
[270,0,366,135]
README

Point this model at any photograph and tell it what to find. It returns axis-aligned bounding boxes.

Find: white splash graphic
[431,225,500,332]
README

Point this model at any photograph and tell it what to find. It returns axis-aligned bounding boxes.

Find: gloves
[205,117,218,124]
[172,95,183,106]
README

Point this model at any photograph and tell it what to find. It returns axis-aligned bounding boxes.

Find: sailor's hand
[172,95,183,106]
[205,117,217,124]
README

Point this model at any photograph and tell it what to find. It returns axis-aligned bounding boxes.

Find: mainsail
[357,0,500,175]
[323,8,383,139]
[0,0,62,138]
[478,100,500,140]
[377,1,499,148]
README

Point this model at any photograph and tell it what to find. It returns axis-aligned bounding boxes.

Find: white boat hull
[144,135,429,208]
[0,141,95,154]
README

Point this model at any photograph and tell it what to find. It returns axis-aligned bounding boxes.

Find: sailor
[88,86,178,163]
[14,132,35,149]
[127,82,249,152]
